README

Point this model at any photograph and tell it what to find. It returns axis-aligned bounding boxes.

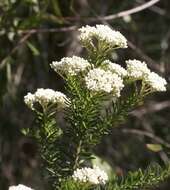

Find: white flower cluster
[85,68,124,97]
[145,72,167,91]
[103,60,127,77]
[126,59,167,92]
[24,88,68,110]
[50,56,90,76]
[126,59,150,80]
[72,166,108,185]
[79,25,127,49]
[9,184,33,190]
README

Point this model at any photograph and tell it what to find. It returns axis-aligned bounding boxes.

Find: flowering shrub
[16,25,169,190]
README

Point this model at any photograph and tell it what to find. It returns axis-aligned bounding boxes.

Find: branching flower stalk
[63,74,106,173]
[23,24,168,190]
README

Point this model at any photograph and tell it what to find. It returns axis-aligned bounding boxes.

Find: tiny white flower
[85,68,124,97]
[126,59,150,80]
[51,56,90,76]
[24,88,68,110]
[145,72,167,92]
[103,60,127,77]
[9,184,33,190]
[72,166,108,185]
[79,25,127,49]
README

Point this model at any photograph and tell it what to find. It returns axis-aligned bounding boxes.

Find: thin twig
[121,128,170,149]
[131,101,170,118]
[0,31,33,70]
[19,25,77,34]
[136,0,166,16]
[0,26,77,70]
[88,0,161,22]
[10,0,161,37]
[54,0,160,22]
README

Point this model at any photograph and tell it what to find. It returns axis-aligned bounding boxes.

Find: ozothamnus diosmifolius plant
[14,25,168,190]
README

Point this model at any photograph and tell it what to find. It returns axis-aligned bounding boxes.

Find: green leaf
[27,41,40,56]
[50,0,64,24]
[146,144,163,152]
[21,128,30,135]
[51,0,62,17]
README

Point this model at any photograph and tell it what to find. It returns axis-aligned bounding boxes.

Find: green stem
[73,140,82,170]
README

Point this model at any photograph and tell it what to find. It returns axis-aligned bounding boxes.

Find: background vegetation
[0,0,170,189]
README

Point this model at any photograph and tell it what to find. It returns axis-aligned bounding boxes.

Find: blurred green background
[0,0,170,189]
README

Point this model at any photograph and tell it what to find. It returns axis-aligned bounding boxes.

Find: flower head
[79,25,127,49]
[78,25,96,44]
[126,59,150,80]
[85,68,124,97]
[9,184,33,190]
[24,88,68,110]
[103,60,127,77]
[145,72,167,92]
[51,56,90,76]
[72,166,108,185]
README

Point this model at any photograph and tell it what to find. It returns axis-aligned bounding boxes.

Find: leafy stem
[73,140,83,170]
